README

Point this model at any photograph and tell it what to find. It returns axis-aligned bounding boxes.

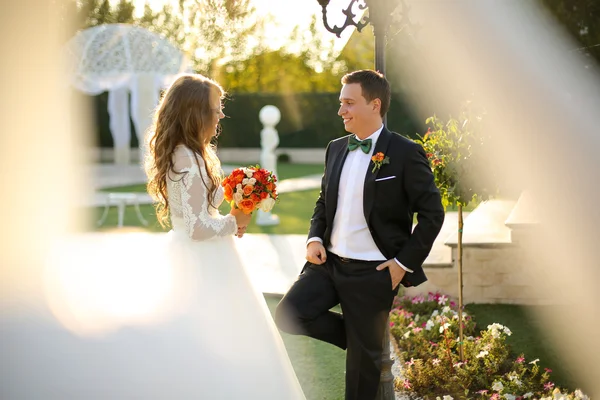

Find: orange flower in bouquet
[222,166,278,215]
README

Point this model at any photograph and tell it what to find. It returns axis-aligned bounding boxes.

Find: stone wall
[405,197,562,305]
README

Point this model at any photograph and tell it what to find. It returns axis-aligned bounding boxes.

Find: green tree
[335,19,374,74]
[72,0,134,27]
[221,49,339,93]
[176,0,264,76]
[113,0,135,24]
[74,0,264,76]
[414,104,499,361]
[137,3,186,53]
[220,15,342,93]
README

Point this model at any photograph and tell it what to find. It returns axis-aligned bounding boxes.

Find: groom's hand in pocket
[306,242,327,265]
[376,260,406,290]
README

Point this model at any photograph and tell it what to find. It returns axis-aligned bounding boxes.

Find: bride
[144,73,306,399]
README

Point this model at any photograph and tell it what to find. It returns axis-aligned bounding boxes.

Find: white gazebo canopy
[64,23,192,165]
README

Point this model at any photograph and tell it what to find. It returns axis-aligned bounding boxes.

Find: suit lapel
[326,139,350,224]
[363,128,392,222]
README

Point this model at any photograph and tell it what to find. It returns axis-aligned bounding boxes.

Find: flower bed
[390,292,590,400]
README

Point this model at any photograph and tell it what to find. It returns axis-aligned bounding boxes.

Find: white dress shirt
[308,126,413,273]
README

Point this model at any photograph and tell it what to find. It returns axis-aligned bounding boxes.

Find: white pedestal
[255,210,280,226]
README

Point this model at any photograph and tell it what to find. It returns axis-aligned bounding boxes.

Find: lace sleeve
[173,148,237,241]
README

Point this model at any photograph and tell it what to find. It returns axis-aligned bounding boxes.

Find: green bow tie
[347,136,372,154]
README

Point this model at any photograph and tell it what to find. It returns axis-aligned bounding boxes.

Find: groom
[275,69,445,400]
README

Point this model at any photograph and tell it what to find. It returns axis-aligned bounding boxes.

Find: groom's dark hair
[341,69,391,117]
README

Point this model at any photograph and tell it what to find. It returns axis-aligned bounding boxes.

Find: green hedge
[91,92,425,148]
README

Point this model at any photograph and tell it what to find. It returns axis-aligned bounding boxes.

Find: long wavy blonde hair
[145,74,225,228]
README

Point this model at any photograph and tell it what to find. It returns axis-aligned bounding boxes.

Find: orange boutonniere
[371,152,390,173]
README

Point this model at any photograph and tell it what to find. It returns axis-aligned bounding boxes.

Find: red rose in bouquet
[222,166,278,215]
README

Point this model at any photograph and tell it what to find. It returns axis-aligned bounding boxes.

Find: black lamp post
[316,1,404,399]
[317,0,402,126]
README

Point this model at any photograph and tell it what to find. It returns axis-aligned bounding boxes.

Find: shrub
[391,292,590,400]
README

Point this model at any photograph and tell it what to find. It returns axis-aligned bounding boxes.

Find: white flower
[488,327,502,339]
[523,393,534,399]
[242,178,249,185]
[574,390,589,400]
[442,306,451,314]
[438,295,448,305]
[236,183,243,191]
[504,394,516,400]
[431,310,439,317]
[488,323,505,331]
[425,320,435,331]
[503,327,513,336]
[507,372,522,387]
[233,193,243,203]
[244,169,253,178]
[248,177,256,185]
[259,197,276,212]
[439,322,450,333]
[529,358,540,365]
[443,396,454,400]
[476,350,489,358]
[432,358,441,365]
[492,381,504,392]
[403,331,411,339]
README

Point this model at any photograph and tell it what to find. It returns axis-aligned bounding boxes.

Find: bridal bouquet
[222,166,278,214]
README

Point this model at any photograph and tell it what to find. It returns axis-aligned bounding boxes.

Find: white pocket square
[375,175,396,182]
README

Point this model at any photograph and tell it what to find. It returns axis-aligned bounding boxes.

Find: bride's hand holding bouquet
[223,166,278,236]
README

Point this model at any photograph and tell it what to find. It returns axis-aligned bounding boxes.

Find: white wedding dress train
[156,145,306,399]
[4,145,305,399]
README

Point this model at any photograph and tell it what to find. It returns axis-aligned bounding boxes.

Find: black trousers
[275,252,398,400]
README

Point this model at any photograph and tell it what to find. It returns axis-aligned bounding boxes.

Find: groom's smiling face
[338,82,382,139]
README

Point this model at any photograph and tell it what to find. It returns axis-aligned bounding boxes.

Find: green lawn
[92,162,324,233]
[90,189,319,234]
[466,304,585,393]
[264,295,346,400]
[267,162,325,180]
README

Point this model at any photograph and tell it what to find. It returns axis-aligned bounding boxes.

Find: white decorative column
[130,73,159,166]
[256,105,281,226]
[107,86,131,165]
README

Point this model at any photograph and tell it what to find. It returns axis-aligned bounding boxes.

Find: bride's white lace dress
[163,145,305,399]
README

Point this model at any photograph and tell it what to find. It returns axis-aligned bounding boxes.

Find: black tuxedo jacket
[308,127,445,287]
